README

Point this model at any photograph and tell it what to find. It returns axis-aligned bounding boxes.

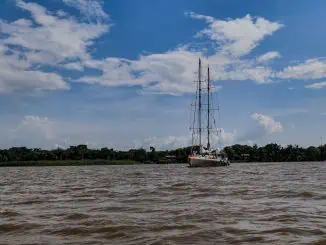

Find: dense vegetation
[0,145,192,166]
[224,143,326,162]
[0,143,325,166]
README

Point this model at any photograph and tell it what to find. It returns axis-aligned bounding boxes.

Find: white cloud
[0,3,287,94]
[278,58,326,80]
[8,116,59,147]
[187,12,283,57]
[134,128,237,150]
[12,0,109,62]
[77,46,276,92]
[12,115,56,140]
[62,0,109,22]
[251,113,283,133]
[238,113,282,142]
[305,81,326,89]
[0,43,69,93]
[5,115,115,149]
[218,128,237,146]
[134,135,190,150]
[78,48,204,94]
[0,0,111,93]
[1,2,323,96]
[74,13,284,91]
[257,51,281,62]
[61,62,84,71]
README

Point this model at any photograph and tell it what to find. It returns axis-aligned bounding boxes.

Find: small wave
[92,225,139,234]
[229,236,265,243]
[316,195,326,200]
[86,188,110,194]
[242,170,265,175]
[190,192,212,198]
[272,190,314,199]
[299,191,313,198]
[259,227,325,236]
[0,223,41,233]
[95,206,134,212]
[99,230,128,239]
[165,229,223,244]
[65,213,90,220]
[313,239,326,245]
[171,182,189,188]
[0,223,22,233]
[223,227,249,235]
[150,224,195,232]
[0,210,21,217]
[230,189,250,195]
[49,227,90,236]
[242,236,265,242]
[260,214,298,223]
[16,200,45,205]
[127,171,145,177]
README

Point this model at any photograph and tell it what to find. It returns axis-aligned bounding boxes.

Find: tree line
[224,143,326,162]
[0,143,325,165]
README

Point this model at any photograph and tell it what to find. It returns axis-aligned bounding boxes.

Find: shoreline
[0,160,141,167]
[0,160,324,167]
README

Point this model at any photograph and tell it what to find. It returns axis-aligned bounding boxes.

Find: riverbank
[0,160,140,167]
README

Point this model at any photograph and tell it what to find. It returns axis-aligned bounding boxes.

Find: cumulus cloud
[62,0,109,22]
[79,48,204,94]
[5,115,116,149]
[0,2,306,95]
[278,58,326,80]
[251,113,283,133]
[2,115,237,150]
[8,116,58,147]
[187,12,283,57]
[0,43,69,93]
[133,128,237,150]
[0,0,109,93]
[239,113,282,142]
[76,13,285,92]
[1,2,325,96]
[12,0,109,62]
[305,81,326,89]
[257,51,281,62]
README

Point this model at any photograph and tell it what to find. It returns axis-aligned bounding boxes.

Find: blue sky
[1,0,326,149]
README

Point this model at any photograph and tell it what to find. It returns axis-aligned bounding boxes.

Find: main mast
[198,58,202,154]
[207,66,210,151]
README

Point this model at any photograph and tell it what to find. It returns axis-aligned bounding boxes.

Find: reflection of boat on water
[188,58,230,168]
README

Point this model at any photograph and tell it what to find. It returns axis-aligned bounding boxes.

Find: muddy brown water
[0,162,325,244]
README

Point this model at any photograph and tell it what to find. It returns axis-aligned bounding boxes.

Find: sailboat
[188,58,230,168]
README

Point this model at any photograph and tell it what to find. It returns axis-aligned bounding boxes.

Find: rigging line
[211,81,222,149]
[191,73,199,154]
[216,87,222,149]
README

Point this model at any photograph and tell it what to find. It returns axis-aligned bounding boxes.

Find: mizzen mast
[207,65,211,151]
[198,58,202,154]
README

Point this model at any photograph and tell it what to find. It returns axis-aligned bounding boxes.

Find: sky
[1,0,326,150]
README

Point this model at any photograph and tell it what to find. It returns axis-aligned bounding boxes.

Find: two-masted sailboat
[188,58,230,167]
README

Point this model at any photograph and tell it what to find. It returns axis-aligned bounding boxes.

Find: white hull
[188,157,229,168]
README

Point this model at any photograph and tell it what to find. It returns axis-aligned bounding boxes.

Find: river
[0,162,325,244]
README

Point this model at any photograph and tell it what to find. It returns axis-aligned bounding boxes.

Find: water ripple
[0,162,325,244]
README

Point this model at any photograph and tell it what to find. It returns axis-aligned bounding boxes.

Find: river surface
[0,162,325,245]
